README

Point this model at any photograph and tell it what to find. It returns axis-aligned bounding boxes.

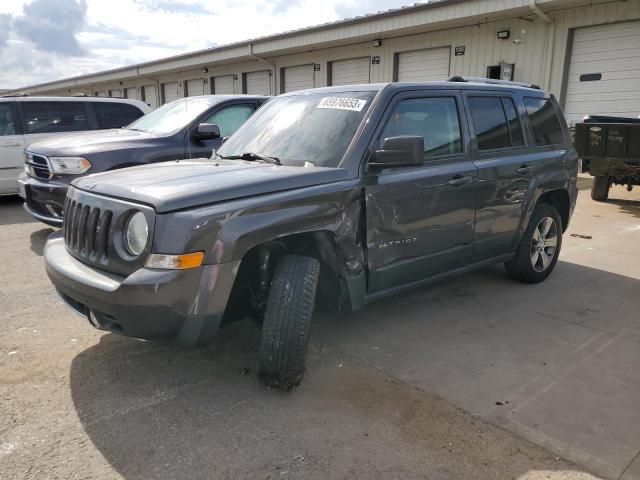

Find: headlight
[124,211,148,256]
[49,157,91,175]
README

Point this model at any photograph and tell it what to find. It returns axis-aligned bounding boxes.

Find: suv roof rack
[446,76,540,90]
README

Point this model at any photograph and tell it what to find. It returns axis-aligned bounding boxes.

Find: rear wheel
[257,254,320,390]
[505,203,562,283]
[591,176,610,201]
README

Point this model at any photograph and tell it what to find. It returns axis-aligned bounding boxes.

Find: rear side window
[468,96,524,151]
[524,97,564,146]
[22,101,89,134]
[93,102,145,129]
[379,97,462,158]
[0,104,16,136]
[202,104,255,137]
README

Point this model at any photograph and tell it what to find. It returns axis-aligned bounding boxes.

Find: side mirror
[192,123,220,141]
[369,136,424,170]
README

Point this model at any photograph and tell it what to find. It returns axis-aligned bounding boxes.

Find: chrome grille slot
[26,153,52,179]
[63,199,112,260]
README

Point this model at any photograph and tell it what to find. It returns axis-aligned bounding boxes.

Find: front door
[187,103,256,157]
[365,92,477,293]
[0,102,25,194]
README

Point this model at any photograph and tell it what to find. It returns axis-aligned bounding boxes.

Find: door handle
[517,165,537,174]
[447,175,473,187]
[1,142,21,147]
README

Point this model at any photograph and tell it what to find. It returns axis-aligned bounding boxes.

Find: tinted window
[468,96,511,150]
[379,97,462,158]
[501,97,524,146]
[203,104,254,137]
[218,92,375,168]
[0,104,16,136]
[94,102,144,129]
[524,97,564,146]
[22,101,89,134]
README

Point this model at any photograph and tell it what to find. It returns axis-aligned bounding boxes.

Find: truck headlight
[49,157,91,175]
[124,211,148,256]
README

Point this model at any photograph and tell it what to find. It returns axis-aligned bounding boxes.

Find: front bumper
[45,233,239,347]
[18,173,68,227]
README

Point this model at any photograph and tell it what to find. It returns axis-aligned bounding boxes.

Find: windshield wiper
[219,152,281,165]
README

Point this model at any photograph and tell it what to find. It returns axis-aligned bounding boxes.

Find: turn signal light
[145,252,204,270]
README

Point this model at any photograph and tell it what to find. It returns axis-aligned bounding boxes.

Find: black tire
[505,203,563,284]
[591,176,610,201]
[257,254,320,390]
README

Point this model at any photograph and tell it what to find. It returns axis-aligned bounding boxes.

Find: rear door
[462,92,537,259]
[365,90,477,292]
[0,102,24,194]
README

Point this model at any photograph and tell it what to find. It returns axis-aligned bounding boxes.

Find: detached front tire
[258,254,320,390]
[591,176,610,201]
[505,203,562,284]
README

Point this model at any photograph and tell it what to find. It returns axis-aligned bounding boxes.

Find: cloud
[135,0,211,15]
[0,14,12,48]
[13,0,87,55]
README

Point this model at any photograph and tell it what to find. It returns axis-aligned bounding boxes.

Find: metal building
[5,0,640,124]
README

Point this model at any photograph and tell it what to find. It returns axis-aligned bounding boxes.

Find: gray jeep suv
[43,79,578,389]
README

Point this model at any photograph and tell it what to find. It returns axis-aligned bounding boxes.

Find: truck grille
[63,197,113,261]
[26,153,52,179]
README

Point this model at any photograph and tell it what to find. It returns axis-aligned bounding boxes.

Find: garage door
[96,91,107,97]
[109,89,122,98]
[142,85,158,109]
[331,57,370,86]
[283,64,315,93]
[186,78,205,97]
[397,47,450,82]
[125,87,139,100]
[162,82,179,104]
[244,70,272,95]
[564,21,640,125]
[212,75,235,94]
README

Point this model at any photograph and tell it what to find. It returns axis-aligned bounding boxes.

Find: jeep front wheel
[257,254,320,390]
[591,176,610,201]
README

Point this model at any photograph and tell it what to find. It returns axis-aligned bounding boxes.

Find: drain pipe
[529,0,552,23]
[529,1,554,90]
[249,42,277,94]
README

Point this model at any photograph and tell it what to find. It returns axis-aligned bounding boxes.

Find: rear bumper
[19,174,68,227]
[45,233,238,347]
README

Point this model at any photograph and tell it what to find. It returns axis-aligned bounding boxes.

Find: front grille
[26,153,52,179]
[63,197,113,261]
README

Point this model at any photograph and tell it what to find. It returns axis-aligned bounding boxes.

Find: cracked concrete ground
[0,183,638,480]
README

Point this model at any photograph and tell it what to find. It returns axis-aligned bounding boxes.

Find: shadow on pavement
[0,195,34,226]
[68,263,618,479]
[30,228,54,256]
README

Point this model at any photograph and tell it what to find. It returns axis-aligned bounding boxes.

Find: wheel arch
[536,189,571,232]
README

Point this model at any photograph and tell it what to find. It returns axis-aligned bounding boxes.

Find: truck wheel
[257,254,320,390]
[505,203,562,284]
[591,176,610,201]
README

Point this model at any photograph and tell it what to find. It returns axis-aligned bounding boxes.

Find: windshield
[127,98,214,134]
[218,91,376,167]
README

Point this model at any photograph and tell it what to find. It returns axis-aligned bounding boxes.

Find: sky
[0,0,417,90]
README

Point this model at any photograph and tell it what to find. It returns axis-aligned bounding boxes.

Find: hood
[27,128,158,156]
[72,160,349,212]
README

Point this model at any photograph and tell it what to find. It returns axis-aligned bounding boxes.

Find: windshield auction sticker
[317,97,367,112]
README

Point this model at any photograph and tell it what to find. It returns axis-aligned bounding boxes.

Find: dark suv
[19,95,268,226]
[43,79,578,389]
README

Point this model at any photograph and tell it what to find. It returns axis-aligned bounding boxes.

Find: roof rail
[446,76,540,90]
[1,93,31,97]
